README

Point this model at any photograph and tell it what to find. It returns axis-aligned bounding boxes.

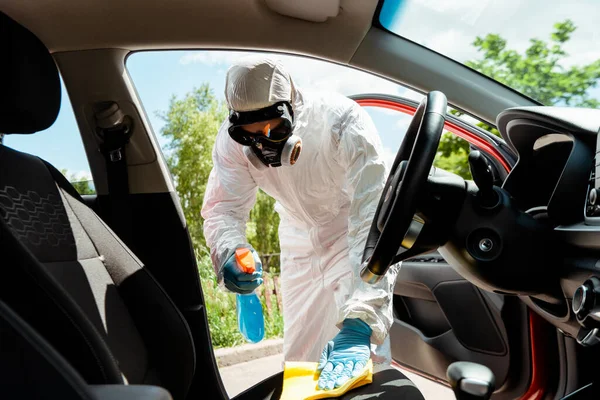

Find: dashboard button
[577,327,600,347]
[573,285,589,315]
[590,188,598,206]
[573,277,600,329]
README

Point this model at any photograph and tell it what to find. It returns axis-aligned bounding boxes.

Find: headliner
[2,0,378,64]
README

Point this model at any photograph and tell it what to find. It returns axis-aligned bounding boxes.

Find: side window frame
[351,94,515,182]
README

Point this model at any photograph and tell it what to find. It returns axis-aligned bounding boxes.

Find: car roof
[1,0,376,62]
[2,0,537,123]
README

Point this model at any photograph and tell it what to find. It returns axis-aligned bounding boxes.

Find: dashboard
[495,106,600,343]
[586,132,600,222]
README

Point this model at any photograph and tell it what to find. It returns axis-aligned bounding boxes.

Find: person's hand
[317,318,372,390]
[223,248,263,294]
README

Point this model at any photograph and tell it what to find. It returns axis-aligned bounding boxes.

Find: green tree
[246,190,281,272]
[60,169,95,195]
[158,84,228,252]
[434,131,472,179]
[435,20,600,179]
[159,85,282,272]
[467,20,600,107]
[160,85,284,347]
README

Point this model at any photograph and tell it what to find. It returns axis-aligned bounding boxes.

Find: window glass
[127,51,424,156]
[361,105,473,180]
[127,50,479,177]
[379,0,600,106]
[126,52,474,389]
[3,80,95,195]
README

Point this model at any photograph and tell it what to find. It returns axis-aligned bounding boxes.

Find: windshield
[379,0,600,107]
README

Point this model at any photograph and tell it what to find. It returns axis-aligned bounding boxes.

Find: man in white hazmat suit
[202,57,407,391]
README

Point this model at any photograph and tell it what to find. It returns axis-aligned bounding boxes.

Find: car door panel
[392,253,514,384]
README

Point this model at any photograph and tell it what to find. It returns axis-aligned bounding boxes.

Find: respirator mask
[228,101,302,168]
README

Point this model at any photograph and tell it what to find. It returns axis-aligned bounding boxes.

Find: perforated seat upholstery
[0,12,195,400]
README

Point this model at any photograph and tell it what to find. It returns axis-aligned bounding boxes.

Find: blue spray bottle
[234,248,265,343]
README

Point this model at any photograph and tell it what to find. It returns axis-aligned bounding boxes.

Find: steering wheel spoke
[361,91,448,283]
[400,214,425,250]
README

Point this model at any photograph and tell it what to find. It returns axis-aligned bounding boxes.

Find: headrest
[0,12,60,134]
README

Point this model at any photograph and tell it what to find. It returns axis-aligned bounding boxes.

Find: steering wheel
[360,91,447,283]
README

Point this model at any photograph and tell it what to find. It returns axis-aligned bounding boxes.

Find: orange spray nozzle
[262,123,271,138]
[235,248,256,274]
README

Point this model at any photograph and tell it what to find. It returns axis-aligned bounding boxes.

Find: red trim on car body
[519,312,547,400]
[355,98,511,172]
[356,98,547,399]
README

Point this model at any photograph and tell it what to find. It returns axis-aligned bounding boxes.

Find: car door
[351,94,554,400]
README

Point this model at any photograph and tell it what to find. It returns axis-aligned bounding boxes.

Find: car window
[360,106,411,167]
[126,50,478,357]
[378,0,600,107]
[360,104,474,180]
[127,50,480,175]
[127,50,427,155]
[2,79,96,195]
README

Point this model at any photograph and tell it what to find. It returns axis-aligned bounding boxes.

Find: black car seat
[0,11,425,400]
[0,12,195,399]
[0,299,171,400]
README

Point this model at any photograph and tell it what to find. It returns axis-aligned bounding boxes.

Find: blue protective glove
[222,248,263,294]
[317,318,372,391]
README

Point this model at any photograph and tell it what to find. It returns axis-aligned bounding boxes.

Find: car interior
[1,0,600,399]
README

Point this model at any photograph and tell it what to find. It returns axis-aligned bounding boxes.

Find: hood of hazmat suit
[201,56,401,363]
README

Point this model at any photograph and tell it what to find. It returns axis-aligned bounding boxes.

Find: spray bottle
[235,248,265,343]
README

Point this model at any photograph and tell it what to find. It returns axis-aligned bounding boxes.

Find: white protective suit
[201,57,401,364]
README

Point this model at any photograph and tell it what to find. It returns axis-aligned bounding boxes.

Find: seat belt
[95,102,134,247]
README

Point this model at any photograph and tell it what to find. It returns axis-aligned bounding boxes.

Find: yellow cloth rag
[280,360,373,400]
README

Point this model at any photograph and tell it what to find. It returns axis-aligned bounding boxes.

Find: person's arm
[335,102,401,346]
[201,124,259,283]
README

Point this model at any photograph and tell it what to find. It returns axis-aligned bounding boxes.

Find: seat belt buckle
[109,148,123,162]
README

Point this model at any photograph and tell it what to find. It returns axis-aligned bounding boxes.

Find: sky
[5,0,600,180]
[382,0,600,68]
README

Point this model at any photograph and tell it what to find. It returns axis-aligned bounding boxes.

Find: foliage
[436,20,600,179]
[160,86,283,347]
[264,297,284,338]
[159,84,228,251]
[246,190,281,272]
[159,86,281,265]
[202,275,245,348]
[60,169,96,195]
[434,132,472,179]
[196,246,217,283]
[466,20,600,107]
